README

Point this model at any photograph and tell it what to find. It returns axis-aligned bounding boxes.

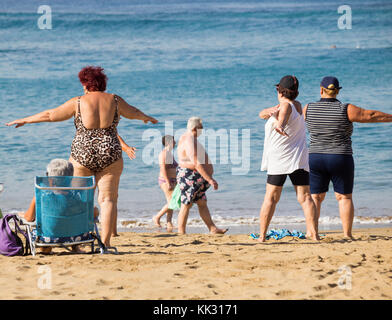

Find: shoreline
[1,227,391,300]
[118,222,392,235]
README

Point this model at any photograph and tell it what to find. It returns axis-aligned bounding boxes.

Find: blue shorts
[309,153,354,195]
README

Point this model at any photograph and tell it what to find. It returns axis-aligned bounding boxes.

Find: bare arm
[118,134,136,160]
[23,197,36,222]
[6,98,77,128]
[117,96,158,124]
[185,136,218,189]
[275,102,292,137]
[195,163,218,190]
[347,104,392,123]
[303,104,308,121]
[259,104,280,120]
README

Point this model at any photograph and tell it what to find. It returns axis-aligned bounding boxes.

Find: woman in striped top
[304,76,392,239]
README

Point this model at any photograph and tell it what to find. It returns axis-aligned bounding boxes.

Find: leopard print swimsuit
[70,95,122,172]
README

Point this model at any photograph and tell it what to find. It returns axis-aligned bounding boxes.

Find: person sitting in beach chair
[20,159,109,255]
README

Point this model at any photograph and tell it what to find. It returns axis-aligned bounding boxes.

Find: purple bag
[0,214,30,256]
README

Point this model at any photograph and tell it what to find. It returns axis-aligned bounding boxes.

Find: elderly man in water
[176,116,228,235]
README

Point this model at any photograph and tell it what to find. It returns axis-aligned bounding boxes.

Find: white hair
[46,159,74,176]
[187,116,203,131]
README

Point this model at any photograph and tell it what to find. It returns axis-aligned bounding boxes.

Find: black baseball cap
[275,75,299,91]
[320,76,342,90]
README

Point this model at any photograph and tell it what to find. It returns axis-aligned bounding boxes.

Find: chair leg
[93,223,106,253]
[26,226,36,256]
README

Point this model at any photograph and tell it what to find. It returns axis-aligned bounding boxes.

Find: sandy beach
[0,227,391,300]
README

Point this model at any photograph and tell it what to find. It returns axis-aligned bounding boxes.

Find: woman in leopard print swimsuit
[70,95,122,172]
[7,66,158,248]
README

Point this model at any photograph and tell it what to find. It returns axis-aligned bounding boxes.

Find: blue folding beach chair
[21,176,116,255]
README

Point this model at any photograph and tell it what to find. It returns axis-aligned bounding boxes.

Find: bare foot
[166,222,173,232]
[111,233,120,237]
[40,247,53,254]
[210,227,228,235]
[153,215,162,228]
[306,233,320,241]
[257,237,267,243]
[71,245,85,253]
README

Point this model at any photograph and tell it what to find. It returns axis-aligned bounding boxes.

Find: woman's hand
[268,105,280,117]
[124,146,137,160]
[6,119,27,128]
[259,105,280,120]
[144,116,158,124]
[275,126,289,137]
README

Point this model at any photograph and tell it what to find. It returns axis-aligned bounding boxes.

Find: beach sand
[1,228,391,300]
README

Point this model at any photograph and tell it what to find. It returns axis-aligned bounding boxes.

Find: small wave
[118,215,392,229]
[2,208,391,231]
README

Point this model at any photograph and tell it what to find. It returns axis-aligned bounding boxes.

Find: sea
[0,0,391,234]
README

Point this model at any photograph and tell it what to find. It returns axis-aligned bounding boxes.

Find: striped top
[305,98,353,155]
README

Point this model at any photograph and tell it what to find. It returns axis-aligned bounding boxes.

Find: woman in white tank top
[258,75,319,242]
[261,100,309,174]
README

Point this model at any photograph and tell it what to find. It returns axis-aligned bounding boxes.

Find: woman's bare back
[77,92,118,129]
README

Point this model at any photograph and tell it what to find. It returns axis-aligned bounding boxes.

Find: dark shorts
[267,169,309,187]
[176,167,210,205]
[309,153,354,194]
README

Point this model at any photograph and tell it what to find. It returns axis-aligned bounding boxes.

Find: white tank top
[261,102,309,175]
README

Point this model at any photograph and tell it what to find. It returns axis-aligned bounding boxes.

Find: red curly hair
[78,66,107,92]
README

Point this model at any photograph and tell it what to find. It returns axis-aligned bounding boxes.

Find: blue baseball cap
[320,76,342,90]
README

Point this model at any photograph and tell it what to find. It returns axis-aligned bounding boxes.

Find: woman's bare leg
[95,158,123,247]
[311,192,326,236]
[294,185,319,240]
[112,209,119,237]
[259,184,283,242]
[68,157,95,252]
[166,210,174,232]
[153,183,174,229]
[335,192,354,238]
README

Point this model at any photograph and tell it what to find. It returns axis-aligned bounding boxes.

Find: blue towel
[249,228,306,240]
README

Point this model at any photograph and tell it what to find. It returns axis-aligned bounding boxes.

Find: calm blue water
[1,0,391,232]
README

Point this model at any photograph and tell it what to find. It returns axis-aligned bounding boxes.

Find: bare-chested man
[176,117,228,235]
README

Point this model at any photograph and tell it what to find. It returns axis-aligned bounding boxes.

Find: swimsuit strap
[113,94,119,125]
[74,96,83,129]
[77,96,81,115]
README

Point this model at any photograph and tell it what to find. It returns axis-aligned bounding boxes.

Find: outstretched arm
[118,134,136,160]
[303,104,308,121]
[6,97,77,128]
[117,96,158,124]
[347,104,392,123]
[259,104,280,120]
